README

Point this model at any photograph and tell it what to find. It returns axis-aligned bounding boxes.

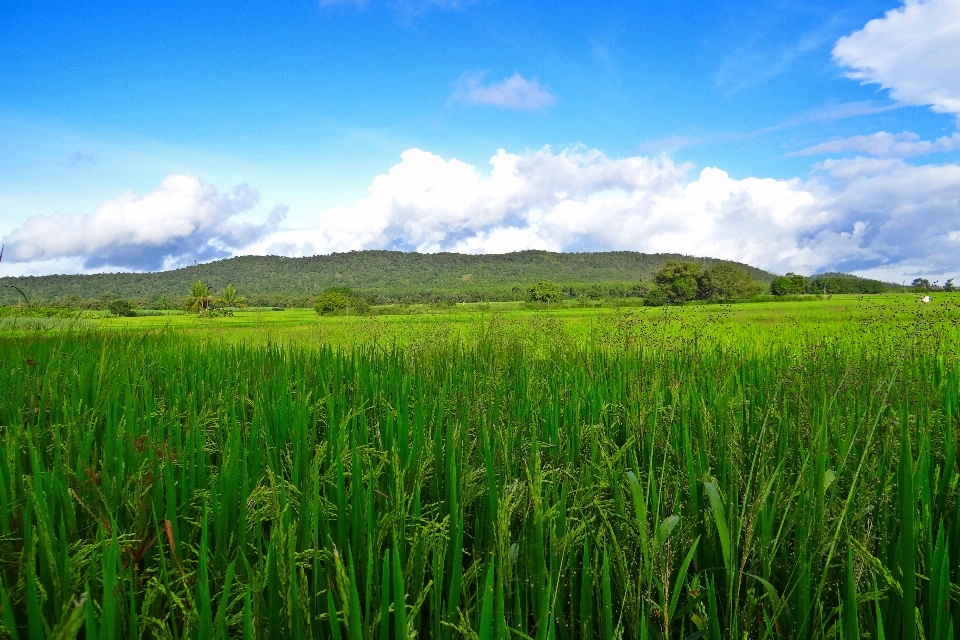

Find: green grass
[0,294,958,639]
[12,292,948,344]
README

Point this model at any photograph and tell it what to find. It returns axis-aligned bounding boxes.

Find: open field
[6,293,957,345]
[1,294,958,639]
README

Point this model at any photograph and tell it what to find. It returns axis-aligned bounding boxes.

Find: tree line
[4,254,926,316]
[772,272,897,295]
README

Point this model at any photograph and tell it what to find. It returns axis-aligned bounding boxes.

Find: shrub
[199,307,233,318]
[529,281,562,305]
[108,299,136,317]
[644,285,669,306]
[315,287,370,316]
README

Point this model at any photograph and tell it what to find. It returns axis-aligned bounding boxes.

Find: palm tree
[186,281,213,313]
[222,283,246,308]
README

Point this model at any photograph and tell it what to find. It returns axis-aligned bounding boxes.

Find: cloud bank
[2,175,284,272]
[449,72,556,111]
[4,147,960,280]
[250,147,960,280]
[833,0,960,117]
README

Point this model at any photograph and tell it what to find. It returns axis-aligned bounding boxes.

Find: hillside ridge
[1,250,779,304]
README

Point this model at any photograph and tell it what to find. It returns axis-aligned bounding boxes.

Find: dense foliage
[108,299,135,317]
[769,273,889,296]
[770,273,807,296]
[315,287,371,316]
[646,261,762,305]
[528,281,563,304]
[0,309,957,640]
[0,250,778,308]
[0,306,81,319]
[808,276,887,295]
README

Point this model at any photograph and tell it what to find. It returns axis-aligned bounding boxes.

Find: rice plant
[0,310,957,639]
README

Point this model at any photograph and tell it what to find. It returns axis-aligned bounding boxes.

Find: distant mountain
[2,250,780,306]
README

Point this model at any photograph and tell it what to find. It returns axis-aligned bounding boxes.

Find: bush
[529,281,562,305]
[644,285,669,307]
[199,307,233,318]
[108,299,136,317]
[315,287,370,316]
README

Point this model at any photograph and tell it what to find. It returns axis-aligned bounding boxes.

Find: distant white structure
[921,296,931,303]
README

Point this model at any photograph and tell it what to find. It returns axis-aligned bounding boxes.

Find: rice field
[1,297,958,639]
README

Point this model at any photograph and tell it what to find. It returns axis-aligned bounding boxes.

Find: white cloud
[1,175,283,271]
[7,149,960,282]
[810,156,960,277]
[449,72,556,111]
[793,131,960,157]
[247,147,960,280]
[833,0,960,117]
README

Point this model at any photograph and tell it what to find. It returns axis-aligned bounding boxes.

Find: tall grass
[0,309,957,639]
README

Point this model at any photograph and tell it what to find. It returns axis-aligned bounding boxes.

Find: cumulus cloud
[809,157,960,277]
[792,131,960,158]
[449,72,556,111]
[247,146,960,279]
[833,0,960,117]
[2,175,284,271]
[8,149,960,282]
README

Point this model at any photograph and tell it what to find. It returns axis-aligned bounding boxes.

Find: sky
[1,0,959,282]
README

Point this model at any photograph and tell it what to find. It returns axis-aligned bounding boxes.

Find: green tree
[186,281,214,313]
[529,281,562,305]
[222,283,246,307]
[944,278,955,292]
[911,277,931,293]
[652,261,701,303]
[770,273,807,296]
[698,264,762,301]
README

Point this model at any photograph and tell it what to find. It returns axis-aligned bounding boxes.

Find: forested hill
[1,250,778,306]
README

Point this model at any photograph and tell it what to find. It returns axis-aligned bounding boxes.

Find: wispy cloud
[64,151,96,168]
[319,0,475,19]
[318,0,365,7]
[791,131,960,158]
[640,101,900,153]
[715,16,845,95]
[771,101,902,129]
[449,72,556,111]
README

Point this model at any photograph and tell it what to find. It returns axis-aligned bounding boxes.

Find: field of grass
[10,292,950,344]
[1,294,958,640]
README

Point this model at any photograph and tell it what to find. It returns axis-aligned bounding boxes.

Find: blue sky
[2,0,959,281]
